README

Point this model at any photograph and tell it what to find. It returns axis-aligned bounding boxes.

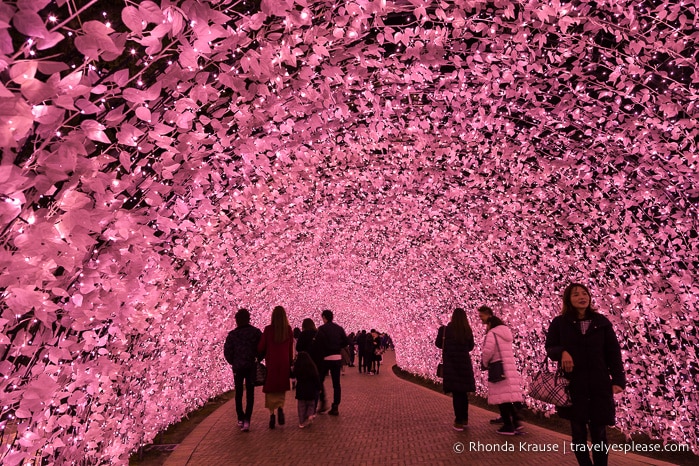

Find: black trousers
[363,354,373,373]
[498,402,521,428]
[233,365,255,422]
[452,391,469,424]
[320,360,343,407]
[570,420,608,466]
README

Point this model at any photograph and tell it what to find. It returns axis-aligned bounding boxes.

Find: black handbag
[486,334,507,383]
[254,361,267,386]
[488,360,506,383]
[529,358,572,407]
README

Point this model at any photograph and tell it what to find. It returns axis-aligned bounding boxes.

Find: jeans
[233,365,256,422]
[571,420,608,466]
[297,399,316,424]
[452,391,469,424]
[320,360,343,407]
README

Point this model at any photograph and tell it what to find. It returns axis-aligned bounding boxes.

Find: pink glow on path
[0,0,697,463]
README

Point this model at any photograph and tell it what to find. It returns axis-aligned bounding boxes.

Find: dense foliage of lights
[0,0,697,463]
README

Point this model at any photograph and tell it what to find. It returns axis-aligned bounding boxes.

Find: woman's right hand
[561,351,574,372]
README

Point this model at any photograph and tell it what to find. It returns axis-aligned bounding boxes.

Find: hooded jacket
[481,324,524,404]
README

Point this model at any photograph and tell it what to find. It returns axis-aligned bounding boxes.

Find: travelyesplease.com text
[461,440,690,455]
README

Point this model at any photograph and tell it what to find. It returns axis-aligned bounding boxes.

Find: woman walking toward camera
[258,306,294,429]
[546,283,625,466]
[435,308,476,431]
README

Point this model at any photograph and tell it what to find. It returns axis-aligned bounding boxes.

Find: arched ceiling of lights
[0,0,697,463]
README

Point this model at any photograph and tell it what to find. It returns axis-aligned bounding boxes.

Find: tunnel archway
[0,0,697,463]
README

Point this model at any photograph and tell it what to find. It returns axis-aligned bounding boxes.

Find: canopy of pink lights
[0,0,697,463]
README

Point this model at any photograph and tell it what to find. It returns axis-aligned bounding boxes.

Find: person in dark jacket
[293,351,322,428]
[546,283,626,466]
[356,330,367,373]
[347,332,356,367]
[296,318,322,382]
[312,309,348,415]
[435,307,476,431]
[223,308,262,432]
[296,318,318,355]
[363,329,378,374]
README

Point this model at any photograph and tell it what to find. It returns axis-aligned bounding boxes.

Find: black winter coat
[294,371,322,401]
[435,324,476,394]
[224,324,262,373]
[545,313,626,425]
[313,321,348,357]
[296,329,323,369]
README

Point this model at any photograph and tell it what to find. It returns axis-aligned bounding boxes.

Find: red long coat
[257,325,293,393]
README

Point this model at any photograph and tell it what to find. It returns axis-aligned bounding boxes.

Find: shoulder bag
[486,333,506,383]
[254,361,267,386]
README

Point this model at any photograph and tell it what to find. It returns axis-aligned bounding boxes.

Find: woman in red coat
[258,305,294,429]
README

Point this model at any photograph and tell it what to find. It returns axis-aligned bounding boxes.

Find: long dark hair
[301,318,316,332]
[293,351,319,380]
[271,306,291,343]
[487,315,505,330]
[449,308,474,344]
[561,283,596,318]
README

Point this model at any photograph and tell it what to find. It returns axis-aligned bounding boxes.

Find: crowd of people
[224,307,392,430]
[436,283,625,466]
[224,283,625,466]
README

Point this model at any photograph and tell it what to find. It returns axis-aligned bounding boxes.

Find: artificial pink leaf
[36,60,69,75]
[0,81,13,97]
[135,106,152,122]
[121,6,144,34]
[17,0,52,11]
[35,31,64,50]
[139,1,163,23]
[21,78,55,103]
[12,9,48,38]
[80,119,111,143]
[9,61,37,84]
[0,97,34,147]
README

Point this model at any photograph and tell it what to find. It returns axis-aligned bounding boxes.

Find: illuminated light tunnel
[0,0,697,463]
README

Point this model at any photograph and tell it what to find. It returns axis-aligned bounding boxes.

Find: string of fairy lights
[0,0,697,463]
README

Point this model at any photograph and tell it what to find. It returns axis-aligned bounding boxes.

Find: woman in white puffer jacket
[481,315,525,435]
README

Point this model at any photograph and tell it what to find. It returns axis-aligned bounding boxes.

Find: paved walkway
[164,352,677,466]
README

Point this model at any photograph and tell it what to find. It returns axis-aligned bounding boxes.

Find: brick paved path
[164,351,676,466]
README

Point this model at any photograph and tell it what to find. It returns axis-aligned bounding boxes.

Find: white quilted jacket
[482,325,524,404]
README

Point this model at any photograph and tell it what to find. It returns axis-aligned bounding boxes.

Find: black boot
[269,414,275,429]
[328,404,339,416]
[277,408,285,425]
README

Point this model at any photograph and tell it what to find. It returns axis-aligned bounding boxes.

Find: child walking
[293,351,321,428]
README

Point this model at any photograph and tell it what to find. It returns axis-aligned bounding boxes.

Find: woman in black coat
[546,283,625,466]
[435,308,476,431]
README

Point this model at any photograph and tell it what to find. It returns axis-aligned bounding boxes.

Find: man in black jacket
[313,309,349,415]
[224,309,262,432]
